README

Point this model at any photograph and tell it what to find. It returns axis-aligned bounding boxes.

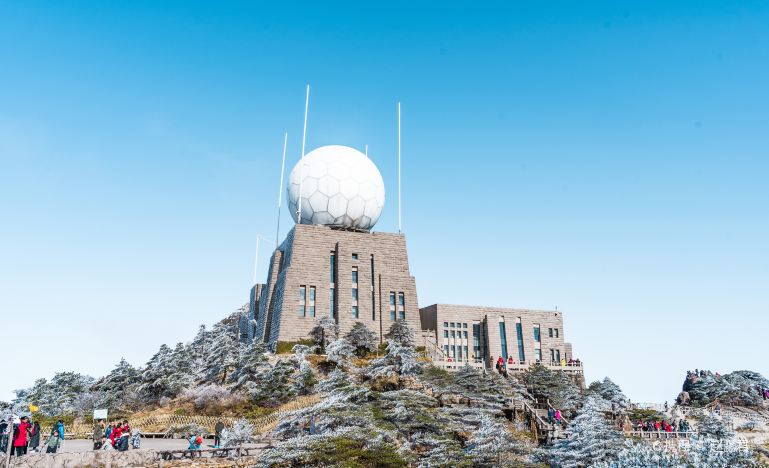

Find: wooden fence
[42,394,322,439]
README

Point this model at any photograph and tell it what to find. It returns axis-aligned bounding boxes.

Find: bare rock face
[677,391,691,406]
[369,374,400,392]
[437,392,470,406]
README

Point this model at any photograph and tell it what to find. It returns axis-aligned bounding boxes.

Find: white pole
[397,102,402,233]
[252,235,261,286]
[296,84,310,224]
[276,132,288,248]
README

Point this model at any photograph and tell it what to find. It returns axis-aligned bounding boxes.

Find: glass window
[548,328,553,338]
[443,330,448,338]
[450,330,455,338]
[499,321,508,360]
[515,320,526,362]
[308,305,315,317]
[390,309,396,320]
[550,349,555,363]
[398,293,405,306]
[443,321,448,328]
[457,346,463,360]
[443,345,449,358]
[533,326,540,342]
[352,306,359,318]
[330,288,335,317]
[352,288,358,300]
[299,286,306,300]
[464,346,469,360]
[463,331,468,339]
[390,292,396,305]
[555,328,559,338]
[309,287,316,301]
[556,349,561,362]
[463,323,468,328]
[450,322,455,328]
[399,309,405,320]
[352,269,358,284]
[352,253,358,260]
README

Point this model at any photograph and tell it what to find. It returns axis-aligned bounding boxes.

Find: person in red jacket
[110,423,123,447]
[13,416,31,456]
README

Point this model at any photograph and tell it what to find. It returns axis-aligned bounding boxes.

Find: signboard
[93,409,108,420]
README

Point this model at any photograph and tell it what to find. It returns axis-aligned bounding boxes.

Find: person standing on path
[554,409,562,427]
[45,430,60,454]
[214,421,225,448]
[12,416,31,456]
[28,421,40,453]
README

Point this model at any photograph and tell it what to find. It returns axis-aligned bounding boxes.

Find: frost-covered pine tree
[204,323,240,385]
[220,419,255,447]
[326,338,356,368]
[189,324,212,380]
[587,377,628,410]
[546,394,624,468]
[696,412,734,439]
[385,319,414,346]
[139,344,175,404]
[367,340,422,380]
[683,437,756,468]
[591,440,686,468]
[230,342,271,395]
[345,322,378,357]
[310,316,339,353]
[167,342,195,395]
[252,360,297,405]
[467,415,526,466]
[91,358,141,411]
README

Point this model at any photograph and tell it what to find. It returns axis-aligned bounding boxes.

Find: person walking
[28,421,41,453]
[214,421,225,448]
[12,416,31,457]
[93,422,103,450]
[554,409,562,427]
[45,430,60,454]
[55,419,65,451]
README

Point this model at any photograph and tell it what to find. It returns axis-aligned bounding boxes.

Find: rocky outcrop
[1,450,259,468]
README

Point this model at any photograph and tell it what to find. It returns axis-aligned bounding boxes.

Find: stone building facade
[420,304,577,372]
[252,224,420,345]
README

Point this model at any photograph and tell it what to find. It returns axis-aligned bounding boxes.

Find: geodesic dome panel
[287,145,385,230]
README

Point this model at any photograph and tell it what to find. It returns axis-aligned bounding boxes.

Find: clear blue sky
[2,1,768,404]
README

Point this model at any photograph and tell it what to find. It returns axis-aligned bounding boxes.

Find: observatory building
[244,144,581,376]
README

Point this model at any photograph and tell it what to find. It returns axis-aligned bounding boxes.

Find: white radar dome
[287,145,386,230]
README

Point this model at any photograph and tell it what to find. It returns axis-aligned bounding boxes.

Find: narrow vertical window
[352,305,359,318]
[389,292,396,320]
[534,325,541,343]
[472,323,481,360]
[298,286,306,316]
[308,287,316,317]
[555,328,559,338]
[330,253,336,283]
[398,292,405,319]
[499,320,509,360]
[515,318,525,362]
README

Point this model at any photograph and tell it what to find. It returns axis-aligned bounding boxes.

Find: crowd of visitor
[0,417,65,456]
[636,418,690,433]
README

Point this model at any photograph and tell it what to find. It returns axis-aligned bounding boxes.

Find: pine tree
[523,364,582,416]
[252,360,297,405]
[326,338,356,368]
[385,320,414,346]
[230,342,271,395]
[345,322,378,357]
[591,440,686,468]
[696,412,734,439]
[138,344,175,404]
[91,358,141,411]
[310,316,339,353]
[587,377,628,410]
[189,324,212,381]
[167,342,195,395]
[221,419,255,447]
[204,323,240,385]
[546,395,624,468]
[467,415,526,466]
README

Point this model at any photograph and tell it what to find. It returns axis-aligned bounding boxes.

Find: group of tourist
[686,369,719,381]
[0,417,66,456]
[756,385,769,400]
[636,418,689,433]
[546,408,563,427]
[93,420,133,451]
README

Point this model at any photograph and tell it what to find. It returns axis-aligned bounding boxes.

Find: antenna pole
[252,235,261,286]
[276,132,288,248]
[397,102,402,233]
[296,84,310,224]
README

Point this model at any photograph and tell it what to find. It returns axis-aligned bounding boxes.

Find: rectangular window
[450,322,455,328]
[463,323,468,328]
[330,253,336,283]
[399,308,405,320]
[389,292,396,320]
[515,319,525,362]
[556,349,561,362]
[308,287,316,317]
[330,288,335,317]
[398,293,405,306]
[499,321,509,360]
[548,328,554,338]
[352,268,358,284]
[464,346,469,360]
[443,330,448,338]
[309,287,316,301]
[443,322,448,328]
[298,286,306,316]
[352,306,359,318]
[450,330,455,338]
[535,348,542,362]
[457,346,463,361]
[555,328,559,338]
[472,323,481,359]
[463,330,468,339]
[308,305,316,317]
[352,253,358,260]
[352,288,358,300]
[443,345,449,358]
[534,325,541,342]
